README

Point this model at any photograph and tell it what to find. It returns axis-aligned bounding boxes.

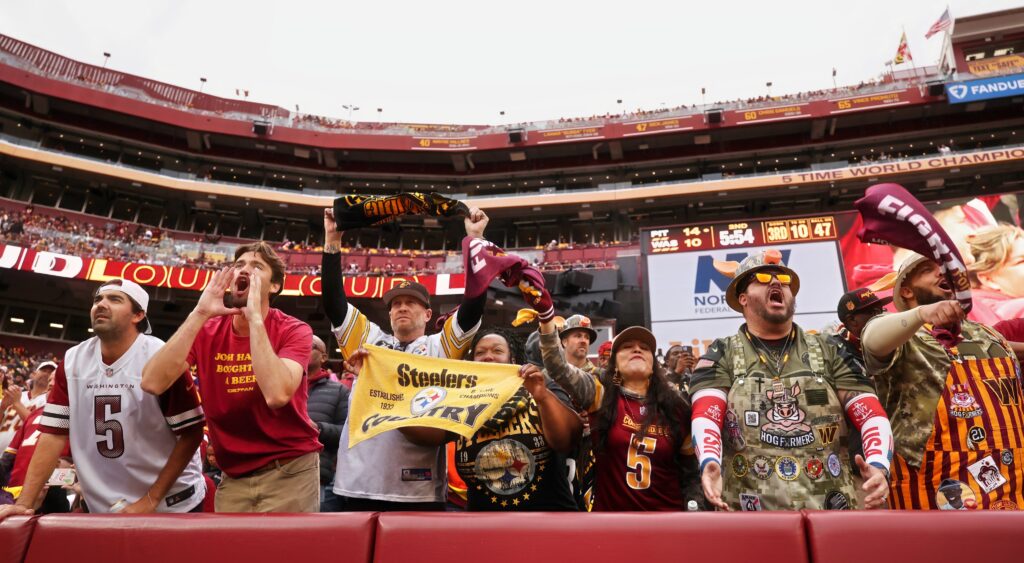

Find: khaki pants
[215,452,320,513]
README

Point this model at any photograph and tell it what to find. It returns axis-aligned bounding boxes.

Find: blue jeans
[320,485,346,512]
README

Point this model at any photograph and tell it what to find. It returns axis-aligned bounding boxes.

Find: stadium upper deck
[1,8,1023,244]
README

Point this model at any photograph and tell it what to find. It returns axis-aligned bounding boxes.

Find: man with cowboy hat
[861,252,1023,509]
[689,249,892,511]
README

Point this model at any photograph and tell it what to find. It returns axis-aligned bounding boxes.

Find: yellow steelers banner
[347,345,523,448]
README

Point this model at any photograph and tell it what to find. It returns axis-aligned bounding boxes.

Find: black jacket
[306,373,349,485]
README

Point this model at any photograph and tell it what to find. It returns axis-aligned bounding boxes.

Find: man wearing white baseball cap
[0,361,57,452]
[0,279,206,518]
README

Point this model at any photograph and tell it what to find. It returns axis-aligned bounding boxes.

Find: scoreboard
[643,214,847,358]
[648,216,838,254]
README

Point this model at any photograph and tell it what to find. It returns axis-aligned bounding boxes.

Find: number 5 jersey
[40,335,206,513]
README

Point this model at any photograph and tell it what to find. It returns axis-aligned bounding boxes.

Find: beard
[751,295,795,324]
[91,319,126,340]
[911,286,947,306]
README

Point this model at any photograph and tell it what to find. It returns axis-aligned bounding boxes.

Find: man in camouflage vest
[861,253,1024,510]
[689,249,893,511]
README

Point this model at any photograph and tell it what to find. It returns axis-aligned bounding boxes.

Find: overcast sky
[2,0,1019,125]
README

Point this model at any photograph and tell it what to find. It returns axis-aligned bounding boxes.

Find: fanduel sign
[945,73,1024,104]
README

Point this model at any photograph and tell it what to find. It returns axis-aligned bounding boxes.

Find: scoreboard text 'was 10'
[647,215,838,255]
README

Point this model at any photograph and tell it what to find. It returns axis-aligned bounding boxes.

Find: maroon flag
[463,236,546,299]
[856,183,971,344]
[435,237,548,330]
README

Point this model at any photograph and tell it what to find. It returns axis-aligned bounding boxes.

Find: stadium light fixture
[10,317,24,324]
[102,52,111,69]
[199,77,207,93]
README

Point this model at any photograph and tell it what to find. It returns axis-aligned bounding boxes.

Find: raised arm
[244,274,309,409]
[454,207,489,333]
[321,208,348,327]
[861,301,965,364]
[143,267,239,395]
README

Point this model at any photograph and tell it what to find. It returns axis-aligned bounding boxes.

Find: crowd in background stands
[0,346,59,388]
[1,205,620,277]
[290,79,892,135]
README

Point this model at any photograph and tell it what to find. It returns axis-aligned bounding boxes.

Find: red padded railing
[4,510,1021,563]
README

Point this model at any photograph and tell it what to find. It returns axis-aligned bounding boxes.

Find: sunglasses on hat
[751,272,792,285]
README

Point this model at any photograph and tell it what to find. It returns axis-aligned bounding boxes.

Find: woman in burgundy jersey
[537,318,701,510]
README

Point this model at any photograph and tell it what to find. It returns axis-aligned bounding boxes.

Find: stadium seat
[374,512,808,563]
[0,515,35,563]
[22,513,377,563]
[804,510,1024,563]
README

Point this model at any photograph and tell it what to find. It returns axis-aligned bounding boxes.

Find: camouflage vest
[721,333,859,511]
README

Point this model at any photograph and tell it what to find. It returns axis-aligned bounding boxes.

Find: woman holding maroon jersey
[526,285,702,510]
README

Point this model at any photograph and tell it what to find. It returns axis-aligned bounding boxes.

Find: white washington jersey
[332,303,479,502]
[40,335,206,513]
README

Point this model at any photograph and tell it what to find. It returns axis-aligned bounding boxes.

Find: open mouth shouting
[936,277,953,296]
[767,287,785,307]
[224,273,250,308]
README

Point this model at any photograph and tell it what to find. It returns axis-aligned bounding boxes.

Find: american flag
[925,8,953,39]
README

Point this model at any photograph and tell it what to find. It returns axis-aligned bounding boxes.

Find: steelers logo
[475,439,536,495]
[410,387,447,415]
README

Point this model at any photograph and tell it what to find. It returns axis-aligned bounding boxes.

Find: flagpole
[904,25,922,82]
[942,6,955,78]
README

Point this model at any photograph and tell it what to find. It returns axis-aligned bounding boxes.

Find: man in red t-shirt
[144,242,320,512]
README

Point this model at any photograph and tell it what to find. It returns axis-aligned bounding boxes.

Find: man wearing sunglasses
[688,249,893,511]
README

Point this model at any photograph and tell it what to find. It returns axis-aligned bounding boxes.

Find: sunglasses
[751,272,792,285]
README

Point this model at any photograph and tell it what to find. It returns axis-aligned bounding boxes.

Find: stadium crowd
[0,202,623,276]
[0,201,1021,519]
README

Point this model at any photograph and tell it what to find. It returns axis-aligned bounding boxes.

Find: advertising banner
[0,244,467,298]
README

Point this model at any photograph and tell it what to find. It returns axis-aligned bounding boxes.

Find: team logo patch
[990,499,1018,510]
[936,479,977,510]
[826,453,842,478]
[474,438,536,495]
[775,456,800,481]
[759,380,815,448]
[732,454,749,478]
[739,493,762,511]
[752,455,773,480]
[815,424,839,445]
[410,386,447,415]
[949,385,984,419]
[968,455,1007,494]
[823,490,851,510]
[967,425,987,451]
[104,367,114,378]
[806,456,824,480]
[1001,449,1014,466]
[744,410,759,427]
[725,409,747,452]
